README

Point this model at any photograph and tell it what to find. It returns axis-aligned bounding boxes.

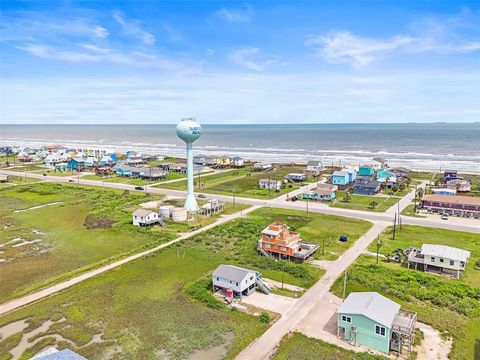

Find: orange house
[258,222,319,261]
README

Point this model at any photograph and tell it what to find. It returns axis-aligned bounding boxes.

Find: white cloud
[112,11,155,45]
[231,47,278,71]
[215,6,253,23]
[16,43,191,71]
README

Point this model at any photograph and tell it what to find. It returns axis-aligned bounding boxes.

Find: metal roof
[332,171,348,177]
[133,209,154,217]
[337,292,400,328]
[32,349,87,360]
[420,244,470,262]
[422,194,480,206]
[213,264,255,283]
[307,160,322,166]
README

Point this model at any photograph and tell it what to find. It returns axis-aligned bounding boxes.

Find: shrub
[260,311,270,323]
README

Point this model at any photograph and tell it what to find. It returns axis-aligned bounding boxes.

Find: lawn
[331,191,401,212]
[0,183,249,303]
[272,332,386,360]
[368,225,480,288]
[331,253,480,360]
[0,246,269,360]
[156,166,315,199]
[400,203,426,217]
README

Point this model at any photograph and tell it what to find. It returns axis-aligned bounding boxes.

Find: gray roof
[333,171,348,177]
[213,264,255,283]
[307,160,322,166]
[133,209,154,217]
[420,244,470,262]
[338,292,400,328]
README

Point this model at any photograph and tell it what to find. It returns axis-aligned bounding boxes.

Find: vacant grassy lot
[331,254,480,360]
[369,225,480,288]
[0,246,269,360]
[0,183,248,303]
[156,166,315,199]
[331,191,401,212]
[400,202,425,217]
[182,207,371,286]
[272,332,386,360]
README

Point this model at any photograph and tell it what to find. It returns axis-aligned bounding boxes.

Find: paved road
[236,221,389,360]
[0,205,260,316]
[2,169,479,233]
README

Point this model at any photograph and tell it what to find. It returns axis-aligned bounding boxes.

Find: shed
[132,209,158,226]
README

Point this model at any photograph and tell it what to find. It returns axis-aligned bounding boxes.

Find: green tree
[369,201,378,209]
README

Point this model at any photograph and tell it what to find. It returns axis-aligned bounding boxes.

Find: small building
[344,168,357,183]
[115,165,132,177]
[332,171,350,186]
[258,222,319,261]
[95,167,112,177]
[407,244,471,279]
[99,154,116,167]
[444,170,459,182]
[376,169,395,181]
[0,175,8,183]
[85,156,98,168]
[306,160,324,173]
[130,167,148,178]
[432,188,456,196]
[230,156,245,167]
[215,155,231,168]
[158,162,176,171]
[212,264,259,298]
[17,152,32,162]
[358,165,375,177]
[337,292,416,354]
[67,158,85,171]
[155,154,165,161]
[390,167,411,178]
[126,154,144,165]
[132,209,158,226]
[420,194,480,218]
[44,154,61,168]
[54,162,68,172]
[352,176,381,195]
[193,154,206,165]
[253,162,273,171]
[142,168,166,180]
[286,173,306,182]
[302,184,337,202]
[259,179,282,190]
[446,179,471,192]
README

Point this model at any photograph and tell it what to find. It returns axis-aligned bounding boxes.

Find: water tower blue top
[176,118,202,143]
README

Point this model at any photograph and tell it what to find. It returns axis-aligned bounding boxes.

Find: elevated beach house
[344,168,357,183]
[306,160,324,173]
[253,162,273,171]
[67,157,85,171]
[257,222,319,261]
[193,154,206,165]
[338,292,416,355]
[286,173,306,182]
[230,156,245,167]
[358,165,375,177]
[332,171,350,187]
[212,264,271,299]
[302,184,338,202]
[259,179,282,191]
[132,209,158,226]
[407,244,470,279]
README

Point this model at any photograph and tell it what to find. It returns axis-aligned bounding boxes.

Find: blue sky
[1,0,479,124]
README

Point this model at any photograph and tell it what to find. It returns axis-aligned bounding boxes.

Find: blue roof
[36,349,87,360]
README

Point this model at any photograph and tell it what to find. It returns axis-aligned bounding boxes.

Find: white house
[193,154,206,165]
[407,244,471,279]
[212,264,258,298]
[132,209,159,226]
[230,156,245,167]
[85,156,98,167]
[259,179,282,190]
[253,162,273,171]
[286,173,306,182]
[306,160,324,172]
[44,153,61,168]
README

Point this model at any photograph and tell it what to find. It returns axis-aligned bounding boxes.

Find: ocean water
[0,123,479,172]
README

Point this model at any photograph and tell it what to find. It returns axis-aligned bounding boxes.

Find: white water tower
[176,118,202,212]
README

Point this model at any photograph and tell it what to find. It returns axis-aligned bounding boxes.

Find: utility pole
[376,236,382,264]
[306,196,309,215]
[413,184,418,213]
[281,261,284,290]
[342,270,347,301]
[322,237,325,256]
[232,185,236,208]
[393,213,397,240]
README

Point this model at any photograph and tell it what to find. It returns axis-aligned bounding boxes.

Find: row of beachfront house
[193,154,245,168]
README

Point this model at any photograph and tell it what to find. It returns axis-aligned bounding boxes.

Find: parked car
[441,213,449,220]
[198,193,206,198]
[135,186,144,190]
[291,196,298,202]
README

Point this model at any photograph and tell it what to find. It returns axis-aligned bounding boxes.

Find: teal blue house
[376,168,394,180]
[337,292,416,354]
[358,165,375,177]
[332,171,349,186]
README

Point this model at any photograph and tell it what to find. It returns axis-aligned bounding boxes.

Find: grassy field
[331,191,401,212]
[400,202,425,218]
[156,166,315,199]
[182,207,371,286]
[368,225,480,288]
[331,253,480,359]
[0,246,269,360]
[272,332,387,360]
[0,183,248,303]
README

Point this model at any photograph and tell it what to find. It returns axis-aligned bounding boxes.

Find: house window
[216,277,219,281]
[460,261,465,267]
[236,282,238,286]
[375,325,386,337]
[431,257,435,262]
[439,258,444,263]
[281,247,287,251]
[265,243,270,248]
[341,315,352,323]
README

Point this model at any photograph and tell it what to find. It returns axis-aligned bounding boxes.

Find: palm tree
[369,200,378,209]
